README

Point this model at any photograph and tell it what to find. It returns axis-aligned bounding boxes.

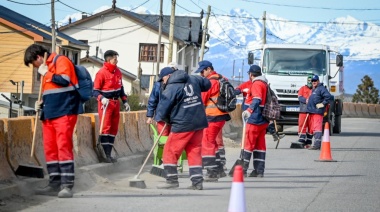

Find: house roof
[59,7,202,44]
[0,5,88,50]
[80,56,137,80]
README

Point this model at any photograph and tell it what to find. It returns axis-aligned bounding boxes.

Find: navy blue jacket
[155,70,211,133]
[146,81,163,121]
[306,83,332,115]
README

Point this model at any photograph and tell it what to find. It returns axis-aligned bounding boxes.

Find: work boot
[35,184,60,196]
[157,181,179,189]
[204,170,218,182]
[187,182,203,190]
[248,170,264,178]
[272,133,285,142]
[58,187,73,198]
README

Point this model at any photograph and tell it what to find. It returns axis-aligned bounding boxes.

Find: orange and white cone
[228,165,246,212]
[315,122,337,162]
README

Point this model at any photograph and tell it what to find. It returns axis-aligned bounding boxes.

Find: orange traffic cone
[315,122,337,162]
[228,165,246,212]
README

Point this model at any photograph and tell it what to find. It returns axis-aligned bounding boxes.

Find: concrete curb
[0,153,146,199]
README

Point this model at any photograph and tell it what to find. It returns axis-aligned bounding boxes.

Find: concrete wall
[0,103,378,182]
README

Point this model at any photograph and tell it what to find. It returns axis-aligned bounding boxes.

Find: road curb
[0,153,146,199]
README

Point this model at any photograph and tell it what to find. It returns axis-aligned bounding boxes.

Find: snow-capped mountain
[204,9,380,94]
[60,6,380,94]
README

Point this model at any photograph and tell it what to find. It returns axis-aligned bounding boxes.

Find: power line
[211,12,243,46]
[129,0,150,11]
[5,0,57,5]
[57,0,91,15]
[241,0,380,11]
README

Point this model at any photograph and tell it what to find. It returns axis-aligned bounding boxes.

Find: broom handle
[240,115,247,158]
[136,123,167,178]
[99,101,109,134]
[31,52,47,157]
[298,113,309,139]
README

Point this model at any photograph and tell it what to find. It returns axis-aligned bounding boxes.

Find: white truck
[248,44,344,134]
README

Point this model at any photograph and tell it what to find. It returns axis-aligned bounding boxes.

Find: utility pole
[156,0,163,77]
[241,59,244,84]
[232,60,235,80]
[262,11,266,45]
[167,0,176,63]
[51,0,56,53]
[199,5,211,61]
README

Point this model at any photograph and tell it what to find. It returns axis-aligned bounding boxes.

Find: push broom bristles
[15,164,44,178]
[129,175,147,189]
[150,164,166,178]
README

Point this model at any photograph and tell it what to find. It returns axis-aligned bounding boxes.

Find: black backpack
[262,83,281,121]
[210,74,237,112]
[53,55,93,103]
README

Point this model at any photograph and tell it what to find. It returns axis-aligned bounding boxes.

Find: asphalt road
[2,118,380,212]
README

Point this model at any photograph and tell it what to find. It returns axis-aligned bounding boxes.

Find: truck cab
[248,44,344,134]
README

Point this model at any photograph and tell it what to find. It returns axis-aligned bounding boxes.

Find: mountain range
[60,7,380,95]
[205,9,380,95]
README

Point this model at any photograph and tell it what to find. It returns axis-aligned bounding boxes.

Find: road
[2,118,380,212]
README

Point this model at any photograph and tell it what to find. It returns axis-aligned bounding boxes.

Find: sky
[1,0,380,26]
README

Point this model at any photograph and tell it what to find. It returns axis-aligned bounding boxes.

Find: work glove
[242,110,251,120]
[124,102,130,112]
[37,64,48,76]
[34,100,43,112]
[146,117,153,124]
[101,98,109,105]
[316,103,324,109]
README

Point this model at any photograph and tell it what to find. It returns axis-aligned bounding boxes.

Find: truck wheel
[333,115,341,134]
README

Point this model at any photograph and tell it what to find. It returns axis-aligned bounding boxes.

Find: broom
[290,113,309,149]
[228,116,247,177]
[129,123,167,189]
[95,101,109,162]
[149,124,168,178]
[15,53,47,178]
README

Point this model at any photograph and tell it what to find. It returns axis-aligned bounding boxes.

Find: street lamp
[9,80,19,98]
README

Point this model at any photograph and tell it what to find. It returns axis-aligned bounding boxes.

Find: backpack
[210,74,237,112]
[262,83,281,121]
[53,55,93,102]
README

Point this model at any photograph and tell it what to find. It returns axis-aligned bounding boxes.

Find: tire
[333,115,341,134]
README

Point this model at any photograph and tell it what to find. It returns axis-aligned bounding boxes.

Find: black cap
[248,65,262,76]
[104,50,119,60]
[158,67,175,81]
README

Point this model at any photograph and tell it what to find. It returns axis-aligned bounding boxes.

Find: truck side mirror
[336,55,343,67]
[248,52,254,65]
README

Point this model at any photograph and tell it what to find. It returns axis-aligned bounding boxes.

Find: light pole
[9,80,19,98]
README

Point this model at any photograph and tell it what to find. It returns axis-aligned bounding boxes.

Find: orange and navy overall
[298,85,313,145]
[201,71,231,176]
[41,53,82,188]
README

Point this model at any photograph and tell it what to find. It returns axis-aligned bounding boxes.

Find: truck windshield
[262,49,326,76]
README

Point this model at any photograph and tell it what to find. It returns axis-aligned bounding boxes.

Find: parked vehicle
[248,44,344,134]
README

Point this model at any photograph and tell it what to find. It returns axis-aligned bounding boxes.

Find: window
[139,44,164,62]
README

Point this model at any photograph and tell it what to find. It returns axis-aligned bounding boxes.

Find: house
[59,2,203,94]
[0,5,89,117]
